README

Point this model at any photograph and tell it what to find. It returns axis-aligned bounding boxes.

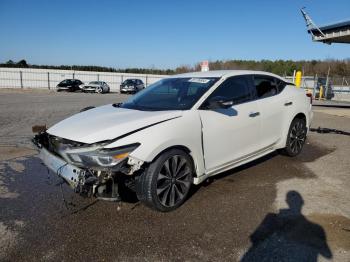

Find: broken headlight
[65,143,140,169]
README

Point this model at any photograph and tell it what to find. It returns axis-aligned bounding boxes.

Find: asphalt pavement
[0,89,349,261]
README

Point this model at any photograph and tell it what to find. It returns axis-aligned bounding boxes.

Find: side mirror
[207,96,234,109]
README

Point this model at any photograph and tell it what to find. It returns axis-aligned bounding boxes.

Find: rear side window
[254,76,279,99]
[207,76,252,105]
[276,79,287,92]
[61,79,71,84]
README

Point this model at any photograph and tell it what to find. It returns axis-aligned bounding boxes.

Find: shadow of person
[241,191,332,262]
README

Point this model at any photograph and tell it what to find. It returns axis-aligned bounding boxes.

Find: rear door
[199,75,261,173]
[65,79,73,89]
[252,75,286,148]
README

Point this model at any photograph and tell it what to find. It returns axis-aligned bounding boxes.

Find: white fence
[0,67,167,91]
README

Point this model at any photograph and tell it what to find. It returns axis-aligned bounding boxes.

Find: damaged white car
[33,70,313,211]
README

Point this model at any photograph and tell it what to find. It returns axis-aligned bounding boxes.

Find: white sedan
[33,70,313,211]
[81,81,110,93]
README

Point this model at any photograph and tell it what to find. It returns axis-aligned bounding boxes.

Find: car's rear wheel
[280,117,307,157]
[136,149,193,212]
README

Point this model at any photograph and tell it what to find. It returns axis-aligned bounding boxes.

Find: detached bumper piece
[310,127,350,136]
[33,132,122,201]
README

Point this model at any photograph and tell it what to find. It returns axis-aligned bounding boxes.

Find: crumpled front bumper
[32,132,92,194]
[38,146,84,189]
[32,132,131,200]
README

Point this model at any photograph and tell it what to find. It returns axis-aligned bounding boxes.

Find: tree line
[0,59,177,75]
[193,59,350,77]
[1,59,349,76]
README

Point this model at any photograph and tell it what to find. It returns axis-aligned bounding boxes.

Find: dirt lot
[0,89,349,261]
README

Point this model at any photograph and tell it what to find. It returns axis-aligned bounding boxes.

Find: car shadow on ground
[240,190,332,262]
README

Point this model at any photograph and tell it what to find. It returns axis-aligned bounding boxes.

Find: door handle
[249,112,260,117]
[284,102,293,106]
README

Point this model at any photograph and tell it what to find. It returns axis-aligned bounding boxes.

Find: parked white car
[33,70,313,211]
[82,81,110,93]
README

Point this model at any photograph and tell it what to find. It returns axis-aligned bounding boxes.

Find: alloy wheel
[156,155,192,207]
[289,120,306,154]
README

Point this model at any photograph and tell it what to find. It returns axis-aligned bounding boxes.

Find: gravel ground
[0,89,349,261]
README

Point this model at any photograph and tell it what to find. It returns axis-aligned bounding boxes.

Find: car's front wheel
[96,87,103,94]
[280,117,307,157]
[136,149,193,212]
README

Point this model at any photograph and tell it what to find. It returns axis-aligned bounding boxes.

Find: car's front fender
[104,110,205,180]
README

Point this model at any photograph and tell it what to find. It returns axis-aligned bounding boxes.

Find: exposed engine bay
[32,131,144,201]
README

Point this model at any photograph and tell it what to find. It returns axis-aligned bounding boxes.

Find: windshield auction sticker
[188,78,210,84]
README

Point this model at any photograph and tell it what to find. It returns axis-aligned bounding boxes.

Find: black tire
[280,117,307,157]
[136,149,194,212]
[96,87,103,94]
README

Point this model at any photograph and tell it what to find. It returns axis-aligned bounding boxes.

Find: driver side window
[207,76,252,105]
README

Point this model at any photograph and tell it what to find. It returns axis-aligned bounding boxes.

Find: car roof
[173,70,286,81]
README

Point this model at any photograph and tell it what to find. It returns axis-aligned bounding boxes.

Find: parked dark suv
[120,79,145,94]
[56,79,83,92]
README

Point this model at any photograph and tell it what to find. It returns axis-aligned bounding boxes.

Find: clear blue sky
[0,0,349,69]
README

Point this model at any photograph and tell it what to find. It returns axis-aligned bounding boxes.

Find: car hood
[47,104,182,144]
[85,84,100,87]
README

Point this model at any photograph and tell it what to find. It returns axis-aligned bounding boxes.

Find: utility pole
[325,66,331,99]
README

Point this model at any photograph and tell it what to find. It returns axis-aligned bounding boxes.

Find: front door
[198,75,261,174]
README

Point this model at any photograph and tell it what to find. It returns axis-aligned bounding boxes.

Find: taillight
[306,93,312,104]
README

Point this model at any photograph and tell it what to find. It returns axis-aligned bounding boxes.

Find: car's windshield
[121,77,219,111]
[124,79,136,85]
[89,81,100,84]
